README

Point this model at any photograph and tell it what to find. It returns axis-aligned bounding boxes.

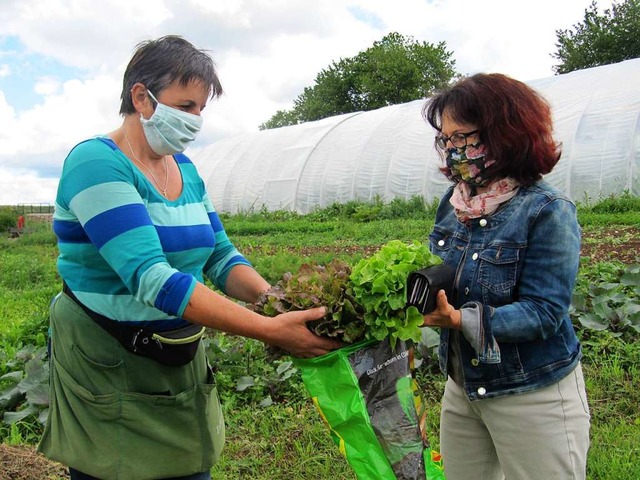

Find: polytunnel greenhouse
[192,58,640,214]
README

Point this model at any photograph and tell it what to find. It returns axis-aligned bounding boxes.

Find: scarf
[450,177,520,222]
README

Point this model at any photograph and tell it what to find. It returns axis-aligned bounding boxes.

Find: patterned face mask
[445,142,495,187]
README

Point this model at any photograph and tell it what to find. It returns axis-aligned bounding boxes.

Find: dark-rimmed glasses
[435,130,479,150]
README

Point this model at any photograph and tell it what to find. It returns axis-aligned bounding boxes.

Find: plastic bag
[293,338,446,480]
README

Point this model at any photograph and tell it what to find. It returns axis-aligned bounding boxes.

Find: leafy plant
[350,240,442,346]
[570,264,640,335]
[0,208,20,232]
[553,0,640,74]
[204,333,306,407]
[235,359,299,408]
[0,344,49,427]
[254,259,366,343]
[260,32,457,128]
[255,240,443,349]
[586,191,640,214]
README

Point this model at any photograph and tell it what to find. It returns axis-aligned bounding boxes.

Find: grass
[0,196,639,479]
[211,403,355,479]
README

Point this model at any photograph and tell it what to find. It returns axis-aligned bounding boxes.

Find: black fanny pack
[62,283,205,367]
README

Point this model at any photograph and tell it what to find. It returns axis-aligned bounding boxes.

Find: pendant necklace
[122,127,169,197]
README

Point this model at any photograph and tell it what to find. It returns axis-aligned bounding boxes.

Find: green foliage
[578,211,640,226]
[0,193,639,479]
[350,240,442,346]
[579,331,640,479]
[0,345,49,429]
[0,207,20,232]
[260,32,457,129]
[254,260,366,344]
[571,263,640,335]
[211,403,355,479]
[321,195,437,223]
[11,222,57,246]
[577,191,640,227]
[255,240,444,350]
[577,191,640,214]
[204,333,306,407]
[553,0,640,74]
[587,423,640,479]
[222,195,439,225]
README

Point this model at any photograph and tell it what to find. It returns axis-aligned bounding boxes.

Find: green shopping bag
[293,338,446,480]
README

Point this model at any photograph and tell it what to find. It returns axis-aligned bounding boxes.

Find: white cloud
[0,75,121,160]
[0,91,15,121]
[0,167,58,206]
[34,76,61,96]
[0,0,616,205]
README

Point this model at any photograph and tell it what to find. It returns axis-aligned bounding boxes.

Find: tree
[260,32,457,129]
[552,0,640,74]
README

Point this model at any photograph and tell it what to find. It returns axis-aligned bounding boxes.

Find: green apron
[38,292,225,480]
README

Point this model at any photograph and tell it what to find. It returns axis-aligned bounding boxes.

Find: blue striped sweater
[53,137,251,329]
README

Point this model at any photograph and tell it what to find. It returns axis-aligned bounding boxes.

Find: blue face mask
[140,90,203,155]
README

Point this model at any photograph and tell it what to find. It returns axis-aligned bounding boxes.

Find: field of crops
[0,195,639,480]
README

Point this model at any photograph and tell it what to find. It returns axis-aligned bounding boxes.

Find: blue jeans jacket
[429,180,582,401]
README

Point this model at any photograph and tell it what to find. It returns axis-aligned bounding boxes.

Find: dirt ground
[579,226,640,264]
[0,444,67,480]
[1,226,638,479]
[283,225,640,265]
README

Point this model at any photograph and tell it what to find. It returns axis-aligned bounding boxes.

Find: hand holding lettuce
[255,240,443,347]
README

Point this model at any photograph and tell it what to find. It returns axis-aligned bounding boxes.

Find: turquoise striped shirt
[53,137,251,329]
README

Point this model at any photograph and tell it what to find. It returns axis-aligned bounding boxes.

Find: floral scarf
[450,177,520,222]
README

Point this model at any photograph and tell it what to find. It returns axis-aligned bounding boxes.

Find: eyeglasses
[435,130,479,150]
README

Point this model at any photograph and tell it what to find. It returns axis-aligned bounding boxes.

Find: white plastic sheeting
[193,58,640,213]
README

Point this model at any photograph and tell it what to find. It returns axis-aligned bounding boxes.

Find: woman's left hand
[422,289,462,330]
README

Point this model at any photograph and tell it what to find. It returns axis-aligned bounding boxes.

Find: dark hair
[119,35,223,115]
[422,73,561,185]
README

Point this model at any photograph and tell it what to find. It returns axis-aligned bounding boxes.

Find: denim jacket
[429,180,582,401]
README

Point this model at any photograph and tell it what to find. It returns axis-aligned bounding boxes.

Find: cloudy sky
[0,0,611,205]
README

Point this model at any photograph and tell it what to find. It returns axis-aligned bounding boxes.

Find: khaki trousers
[440,365,590,480]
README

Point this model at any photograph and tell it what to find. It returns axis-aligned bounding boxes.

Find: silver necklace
[121,127,169,197]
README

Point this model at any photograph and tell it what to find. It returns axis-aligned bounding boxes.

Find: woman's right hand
[266,307,343,358]
[422,289,462,330]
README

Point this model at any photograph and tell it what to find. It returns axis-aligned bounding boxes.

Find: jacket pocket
[478,245,521,304]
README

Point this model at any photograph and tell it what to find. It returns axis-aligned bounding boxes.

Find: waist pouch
[62,283,205,367]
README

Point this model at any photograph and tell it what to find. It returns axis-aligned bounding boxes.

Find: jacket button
[438,240,445,246]
[472,253,479,261]
[477,387,486,396]
[479,219,487,227]
[471,358,479,366]
[464,287,469,295]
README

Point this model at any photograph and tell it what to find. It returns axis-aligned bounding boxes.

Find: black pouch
[124,323,206,367]
[406,264,455,314]
[62,282,205,367]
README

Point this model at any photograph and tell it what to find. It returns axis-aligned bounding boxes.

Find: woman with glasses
[421,73,590,480]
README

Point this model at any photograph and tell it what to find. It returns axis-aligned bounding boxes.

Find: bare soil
[0,444,66,480]
[579,226,640,264]
[278,225,640,265]
[1,226,638,479]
